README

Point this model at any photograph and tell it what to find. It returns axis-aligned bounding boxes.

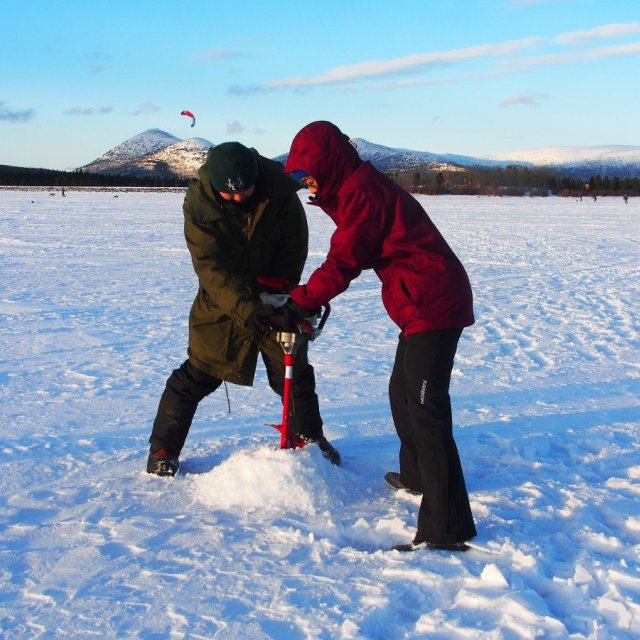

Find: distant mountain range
[79,129,640,180]
[489,146,640,179]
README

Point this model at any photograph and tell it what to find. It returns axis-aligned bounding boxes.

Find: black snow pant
[149,343,323,456]
[389,330,477,545]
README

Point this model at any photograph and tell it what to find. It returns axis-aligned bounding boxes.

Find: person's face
[300,176,318,194]
[218,184,256,202]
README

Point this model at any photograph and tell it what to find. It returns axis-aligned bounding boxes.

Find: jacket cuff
[289,285,318,312]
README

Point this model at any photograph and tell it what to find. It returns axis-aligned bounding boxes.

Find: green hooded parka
[183,151,308,385]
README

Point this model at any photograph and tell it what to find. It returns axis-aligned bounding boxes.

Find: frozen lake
[1,190,638,638]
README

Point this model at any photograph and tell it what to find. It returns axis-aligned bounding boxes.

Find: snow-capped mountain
[351,138,491,172]
[275,138,519,172]
[350,139,453,171]
[488,145,640,178]
[312,139,640,177]
[80,129,180,174]
[80,129,213,178]
[352,140,640,177]
[124,138,212,178]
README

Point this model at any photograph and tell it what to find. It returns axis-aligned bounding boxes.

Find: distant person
[275,121,477,552]
[623,194,628,204]
[146,141,340,476]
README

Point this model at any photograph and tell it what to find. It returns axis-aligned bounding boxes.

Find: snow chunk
[480,563,509,589]
[190,445,346,520]
[597,595,633,629]
[347,516,411,548]
[573,564,594,586]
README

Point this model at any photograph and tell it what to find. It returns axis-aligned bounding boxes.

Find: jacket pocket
[381,274,420,330]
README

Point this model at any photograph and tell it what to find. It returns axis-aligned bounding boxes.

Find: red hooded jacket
[284,121,474,336]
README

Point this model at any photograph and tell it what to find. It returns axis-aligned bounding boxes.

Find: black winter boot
[146,449,180,477]
[384,471,422,495]
[393,541,470,553]
[305,436,341,466]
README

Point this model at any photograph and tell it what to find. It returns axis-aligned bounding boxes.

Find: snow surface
[1,191,639,639]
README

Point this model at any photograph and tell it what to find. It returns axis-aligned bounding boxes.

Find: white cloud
[265,38,541,89]
[63,107,113,116]
[192,49,244,63]
[499,41,640,71]
[227,84,272,97]
[585,41,640,59]
[500,94,549,107]
[132,103,161,116]
[555,22,640,45]
[230,22,640,97]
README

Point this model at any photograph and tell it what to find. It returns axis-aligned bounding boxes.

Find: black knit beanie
[205,142,258,192]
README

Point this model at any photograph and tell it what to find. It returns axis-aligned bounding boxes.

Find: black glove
[245,304,276,336]
[268,301,316,332]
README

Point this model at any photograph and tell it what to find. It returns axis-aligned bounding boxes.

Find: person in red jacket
[276,120,477,551]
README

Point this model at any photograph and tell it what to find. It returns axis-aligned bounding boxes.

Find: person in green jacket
[146,142,340,476]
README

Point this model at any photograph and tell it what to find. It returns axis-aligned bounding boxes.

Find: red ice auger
[258,277,330,450]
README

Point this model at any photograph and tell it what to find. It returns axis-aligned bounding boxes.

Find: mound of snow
[191,445,347,518]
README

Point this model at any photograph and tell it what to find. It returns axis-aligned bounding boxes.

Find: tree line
[1,163,638,196]
[0,165,189,188]
[387,165,640,197]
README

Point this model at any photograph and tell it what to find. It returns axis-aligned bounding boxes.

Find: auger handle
[312,303,331,340]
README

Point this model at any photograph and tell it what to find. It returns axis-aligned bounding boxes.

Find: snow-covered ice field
[1,190,639,639]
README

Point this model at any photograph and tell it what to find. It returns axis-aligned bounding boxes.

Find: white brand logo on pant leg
[420,379,428,405]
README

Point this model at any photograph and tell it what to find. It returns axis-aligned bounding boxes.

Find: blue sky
[1,0,639,170]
